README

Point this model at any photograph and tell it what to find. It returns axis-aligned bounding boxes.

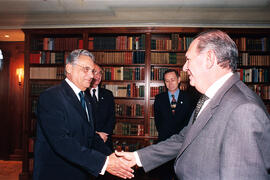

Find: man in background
[153,69,196,180]
[86,64,116,151]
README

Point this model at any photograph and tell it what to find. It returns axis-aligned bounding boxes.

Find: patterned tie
[192,94,209,124]
[92,89,98,104]
[79,91,86,111]
[171,94,177,115]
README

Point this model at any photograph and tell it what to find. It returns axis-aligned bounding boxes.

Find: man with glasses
[33,49,134,180]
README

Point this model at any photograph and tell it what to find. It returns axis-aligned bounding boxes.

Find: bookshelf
[20,27,270,180]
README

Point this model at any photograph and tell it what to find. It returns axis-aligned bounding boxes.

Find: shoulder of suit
[100,88,114,98]
[100,87,112,94]
[155,92,168,99]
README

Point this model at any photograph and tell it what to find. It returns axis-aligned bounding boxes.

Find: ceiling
[0,0,270,41]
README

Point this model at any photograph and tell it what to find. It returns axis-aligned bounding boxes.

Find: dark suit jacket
[33,81,109,180]
[86,87,116,150]
[154,90,197,141]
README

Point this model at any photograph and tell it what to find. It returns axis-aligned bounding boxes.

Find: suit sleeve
[37,90,106,176]
[102,91,116,135]
[220,103,270,179]
[154,96,162,133]
[137,126,188,172]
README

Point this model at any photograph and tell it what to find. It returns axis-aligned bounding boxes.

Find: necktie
[171,94,177,115]
[92,89,98,103]
[79,91,86,111]
[192,94,209,124]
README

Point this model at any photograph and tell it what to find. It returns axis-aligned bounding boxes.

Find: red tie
[171,94,177,115]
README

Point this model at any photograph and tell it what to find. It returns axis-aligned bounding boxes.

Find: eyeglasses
[73,63,96,74]
[94,70,103,76]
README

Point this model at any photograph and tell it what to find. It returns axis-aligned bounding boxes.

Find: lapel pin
[180,101,183,104]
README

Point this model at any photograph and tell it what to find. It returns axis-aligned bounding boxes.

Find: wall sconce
[16,68,24,86]
[0,49,3,71]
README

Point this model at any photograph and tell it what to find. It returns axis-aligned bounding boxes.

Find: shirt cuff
[134,151,142,167]
[100,156,109,175]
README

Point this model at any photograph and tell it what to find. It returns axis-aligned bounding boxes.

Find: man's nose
[183,61,188,72]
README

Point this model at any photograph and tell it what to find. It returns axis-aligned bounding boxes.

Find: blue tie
[79,91,86,111]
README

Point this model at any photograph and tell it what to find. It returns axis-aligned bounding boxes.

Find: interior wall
[0,42,24,160]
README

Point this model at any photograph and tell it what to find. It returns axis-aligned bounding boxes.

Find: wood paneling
[0,42,24,160]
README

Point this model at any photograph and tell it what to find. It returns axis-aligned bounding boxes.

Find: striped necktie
[192,94,209,124]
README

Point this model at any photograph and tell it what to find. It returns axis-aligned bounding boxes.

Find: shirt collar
[65,78,82,100]
[168,88,180,100]
[205,72,233,99]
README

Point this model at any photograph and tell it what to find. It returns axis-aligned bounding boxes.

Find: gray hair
[195,29,238,72]
[66,49,95,65]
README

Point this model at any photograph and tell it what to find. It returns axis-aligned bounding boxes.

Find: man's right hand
[115,151,137,168]
[106,153,134,179]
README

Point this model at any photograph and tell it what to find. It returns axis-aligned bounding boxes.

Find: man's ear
[177,76,181,84]
[206,50,216,69]
[66,63,72,74]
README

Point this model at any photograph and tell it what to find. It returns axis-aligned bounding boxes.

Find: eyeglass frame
[73,63,96,74]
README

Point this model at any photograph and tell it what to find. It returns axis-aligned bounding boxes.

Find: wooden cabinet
[20,27,270,180]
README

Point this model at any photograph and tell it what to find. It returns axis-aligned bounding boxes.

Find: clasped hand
[106,151,137,179]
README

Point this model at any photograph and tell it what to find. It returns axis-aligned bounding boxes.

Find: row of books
[29,158,34,172]
[151,35,193,51]
[103,84,145,97]
[29,36,270,52]
[103,67,145,81]
[31,37,83,51]
[115,103,144,117]
[30,67,65,79]
[113,141,141,152]
[149,118,158,137]
[113,122,144,136]
[29,51,68,64]
[151,52,186,65]
[31,83,55,96]
[92,51,145,64]
[238,68,269,83]
[30,118,37,137]
[150,86,166,97]
[248,85,270,100]
[88,35,145,50]
[233,37,270,51]
[150,67,189,81]
[239,53,270,66]
[28,138,35,153]
[31,98,38,114]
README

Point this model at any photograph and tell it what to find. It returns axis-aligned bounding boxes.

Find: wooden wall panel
[0,42,24,159]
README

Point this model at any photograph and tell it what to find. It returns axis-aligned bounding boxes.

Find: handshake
[106,151,138,179]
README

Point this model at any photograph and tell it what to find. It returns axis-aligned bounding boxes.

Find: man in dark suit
[153,69,196,180]
[86,64,116,151]
[33,49,134,180]
[116,30,270,180]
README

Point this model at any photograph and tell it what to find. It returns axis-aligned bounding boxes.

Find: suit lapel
[85,97,94,128]
[61,81,90,125]
[98,88,106,104]
[175,92,184,110]
[176,73,240,158]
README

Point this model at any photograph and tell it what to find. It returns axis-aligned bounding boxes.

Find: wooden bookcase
[20,27,270,180]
